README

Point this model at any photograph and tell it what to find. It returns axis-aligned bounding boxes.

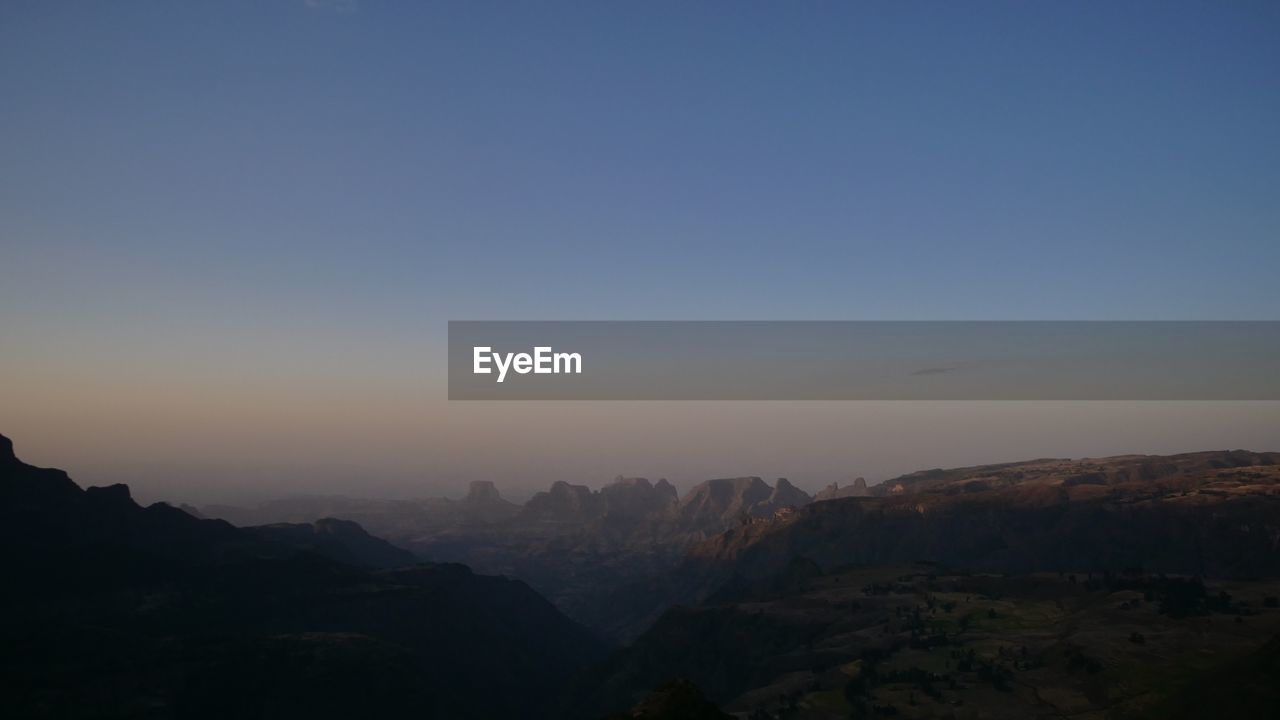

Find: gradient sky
[2,2,1278,504]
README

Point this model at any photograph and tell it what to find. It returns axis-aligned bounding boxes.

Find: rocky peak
[767,477,812,508]
[548,480,593,502]
[520,481,604,524]
[0,434,14,464]
[675,477,775,532]
[85,483,133,506]
[611,475,652,488]
[465,480,503,505]
[601,477,679,519]
[814,476,870,502]
[655,478,677,501]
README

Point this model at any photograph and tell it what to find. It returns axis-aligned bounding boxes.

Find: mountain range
[8,431,1280,718]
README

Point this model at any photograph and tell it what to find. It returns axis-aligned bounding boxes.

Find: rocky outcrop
[814,476,870,501]
[670,476,810,537]
[465,480,502,504]
[655,478,678,503]
[519,481,605,525]
[767,478,812,508]
[600,477,679,520]
[460,480,520,523]
[675,477,773,530]
[516,476,689,527]
[669,477,813,537]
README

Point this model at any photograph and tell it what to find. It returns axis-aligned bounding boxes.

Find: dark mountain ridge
[0,433,603,719]
[243,516,419,568]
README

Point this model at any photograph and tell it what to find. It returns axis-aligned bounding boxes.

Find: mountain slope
[0,433,603,719]
[690,451,1280,586]
[581,450,1280,646]
[243,516,419,568]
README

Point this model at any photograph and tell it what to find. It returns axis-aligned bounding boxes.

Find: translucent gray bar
[448,321,1280,400]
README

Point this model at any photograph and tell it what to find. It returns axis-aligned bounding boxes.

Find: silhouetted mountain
[11,432,1280,718]
[203,483,519,536]
[0,433,603,719]
[244,517,419,568]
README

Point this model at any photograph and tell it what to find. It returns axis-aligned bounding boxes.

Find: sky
[2,1,1278,505]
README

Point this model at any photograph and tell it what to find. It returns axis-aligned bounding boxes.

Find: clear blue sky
[2,2,1278,502]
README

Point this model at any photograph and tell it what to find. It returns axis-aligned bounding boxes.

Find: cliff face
[466,480,502,504]
[674,477,774,530]
[600,477,679,520]
[768,478,812,508]
[670,476,812,537]
[519,481,606,524]
[461,480,520,522]
[654,478,678,503]
[558,450,1280,652]
[687,451,1280,586]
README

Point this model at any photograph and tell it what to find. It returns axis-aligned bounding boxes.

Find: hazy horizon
[5,400,1279,506]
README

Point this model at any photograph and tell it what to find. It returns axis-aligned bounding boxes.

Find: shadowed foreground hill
[243,516,420,568]
[0,434,603,719]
